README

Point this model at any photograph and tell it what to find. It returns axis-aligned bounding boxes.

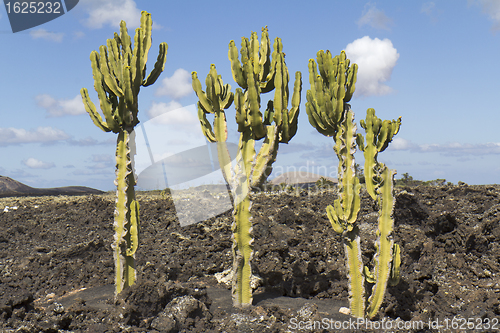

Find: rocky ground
[0,183,499,332]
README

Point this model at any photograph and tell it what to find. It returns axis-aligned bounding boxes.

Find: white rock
[339,307,351,315]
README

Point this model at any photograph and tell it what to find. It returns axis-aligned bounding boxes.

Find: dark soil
[0,184,499,332]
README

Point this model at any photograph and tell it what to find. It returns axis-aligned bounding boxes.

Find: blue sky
[1,0,499,191]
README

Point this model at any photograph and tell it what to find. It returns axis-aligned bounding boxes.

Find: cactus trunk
[113,129,139,294]
[343,227,365,317]
[231,194,253,306]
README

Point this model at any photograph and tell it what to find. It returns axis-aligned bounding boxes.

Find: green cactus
[356,108,401,200]
[307,50,400,319]
[192,27,301,307]
[80,11,167,296]
[357,109,401,318]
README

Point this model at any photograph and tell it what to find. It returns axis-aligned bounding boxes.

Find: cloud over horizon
[23,157,55,169]
[29,29,64,42]
[390,137,500,156]
[147,101,198,126]
[155,68,193,100]
[470,0,500,31]
[0,127,70,146]
[80,0,141,29]
[36,94,86,117]
[345,36,399,97]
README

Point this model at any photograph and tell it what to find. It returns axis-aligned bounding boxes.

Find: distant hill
[269,171,337,186]
[0,176,104,198]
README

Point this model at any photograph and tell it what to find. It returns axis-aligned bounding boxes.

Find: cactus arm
[234,88,247,132]
[326,204,344,234]
[250,31,260,75]
[345,63,357,103]
[192,71,214,114]
[258,27,271,82]
[281,71,302,143]
[80,88,111,132]
[251,125,279,188]
[273,53,286,126]
[364,265,376,284]
[126,200,140,257]
[99,45,124,97]
[361,110,378,200]
[388,243,401,286]
[360,109,401,200]
[119,21,132,56]
[143,42,168,87]
[90,52,121,133]
[139,11,152,68]
[263,100,274,126]
[366,167,397,319]
[196,103,216,142]
[240,130,256,184]
[106,38,122,86]
[214,110,228,142]
[131,27,143,95]
[245,63,265,140]
[229,40,247,89]
[122,60,134,127]
[305,98,334,136]
[334,109,361,224]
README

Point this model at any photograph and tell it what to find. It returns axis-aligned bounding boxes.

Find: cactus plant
[306,50,400,318]
[192,27,302,307]
[80,11,167,296]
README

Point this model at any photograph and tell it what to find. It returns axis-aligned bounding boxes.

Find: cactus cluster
[306,50,401,318]
[192,27,302,307]
[78,14,404,316]
[80,11,167,296]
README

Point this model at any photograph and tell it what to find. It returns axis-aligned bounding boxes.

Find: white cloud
[81,0,141,29]
[389,138,500,156]
[390,137,417,150]
[91,154,113,162]
[357,3,393,30]
[470,0,500,31]
[36,94,86,117]
[156,69,193,99]
[147,101,198,126]
[73,31,85,39]
[421,2,440,23]
[0,127,70,146]
[345,36,399,97]
[29,29,64,42]
[23,158,55,169]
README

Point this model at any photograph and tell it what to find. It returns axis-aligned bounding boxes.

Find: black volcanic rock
[0,175,104,198]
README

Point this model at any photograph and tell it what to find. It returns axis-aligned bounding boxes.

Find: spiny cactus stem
[113,129,137,295]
